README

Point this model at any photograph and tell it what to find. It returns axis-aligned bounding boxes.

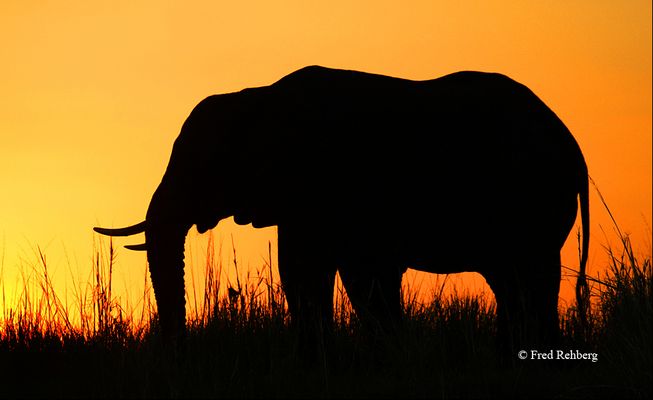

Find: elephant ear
[196,216,221,234]
[233,212,252,226]
[231,162,280,229]
[227,88,302,229]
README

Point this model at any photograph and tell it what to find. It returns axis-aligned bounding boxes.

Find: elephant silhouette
[95,65,589,354]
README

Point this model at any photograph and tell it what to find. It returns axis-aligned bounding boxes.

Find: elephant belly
[388,209,509,275]
[397,239,481,275]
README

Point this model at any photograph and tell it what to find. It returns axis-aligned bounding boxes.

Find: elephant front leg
[277,224,337,362]
[338,259,404,337]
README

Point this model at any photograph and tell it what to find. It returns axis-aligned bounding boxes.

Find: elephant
[94,65,589,354]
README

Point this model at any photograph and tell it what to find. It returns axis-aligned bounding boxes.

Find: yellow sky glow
[1,1,651,318]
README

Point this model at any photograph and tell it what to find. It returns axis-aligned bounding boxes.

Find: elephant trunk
[143,178,193,342]
[145,223,188,342]
[94,218,190,341]
[94,178,194,342]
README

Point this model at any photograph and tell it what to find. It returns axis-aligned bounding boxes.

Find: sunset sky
[1,1,651,316]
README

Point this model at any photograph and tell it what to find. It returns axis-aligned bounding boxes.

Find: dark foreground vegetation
[0,227,650,399]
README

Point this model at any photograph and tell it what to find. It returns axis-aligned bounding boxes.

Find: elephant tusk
[125,243,148,251]
[93,221,147,237]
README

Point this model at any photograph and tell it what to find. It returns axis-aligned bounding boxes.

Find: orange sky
[1,1,651,318]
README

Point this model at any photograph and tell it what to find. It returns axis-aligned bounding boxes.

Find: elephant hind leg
[486,254,561,358]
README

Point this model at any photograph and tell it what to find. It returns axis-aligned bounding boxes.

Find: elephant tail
[576,162,590,325]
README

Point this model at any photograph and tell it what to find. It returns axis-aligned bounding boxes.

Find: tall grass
[0,239,154,344]
[0,224,650,398]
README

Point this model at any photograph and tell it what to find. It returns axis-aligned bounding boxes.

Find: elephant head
[94,92,273,341]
